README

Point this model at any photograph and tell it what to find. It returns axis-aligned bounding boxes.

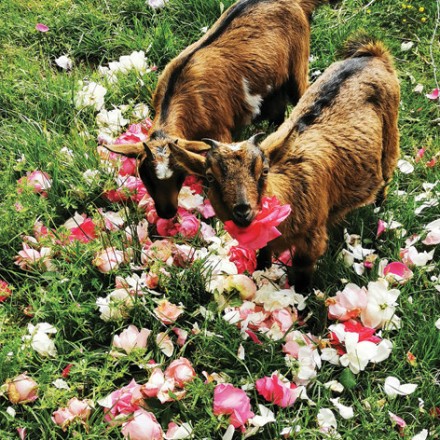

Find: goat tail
[342,32,393,64]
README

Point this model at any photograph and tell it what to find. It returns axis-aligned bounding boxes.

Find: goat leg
[256,246,273,270]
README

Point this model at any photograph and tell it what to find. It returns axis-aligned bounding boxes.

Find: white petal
[435,318,440,330]
[222,425,235,440]
[412,429,429,440]
[330,398,355,419]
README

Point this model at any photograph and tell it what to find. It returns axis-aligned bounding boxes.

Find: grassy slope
[0,0,439,438]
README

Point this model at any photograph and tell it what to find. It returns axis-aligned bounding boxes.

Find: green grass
[1,0,440,438]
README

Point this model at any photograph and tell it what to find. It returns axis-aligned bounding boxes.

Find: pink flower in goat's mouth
[224,196,291,250]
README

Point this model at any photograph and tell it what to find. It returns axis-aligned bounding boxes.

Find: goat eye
[206,173,215,183]
[262,168,269,176]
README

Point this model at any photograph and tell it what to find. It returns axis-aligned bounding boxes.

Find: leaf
[339,368,357,390]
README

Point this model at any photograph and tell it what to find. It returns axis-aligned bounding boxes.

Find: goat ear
[168,141,206,177]
[103,142,148,158]
[176,138,211,153]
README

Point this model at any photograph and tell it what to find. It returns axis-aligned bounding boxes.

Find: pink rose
[326,283,368,321]
[93,247,128,273]
[6,374,38,404]
[119,157,138,176]
[100,379,144,423]
[14,243,53,271]
[164,358,196,388]
[255,373,298,408]
[52,408,76,430]
[183,175,203,194]
[213,383,254,431]
[138,195,159,224]
[67,397,93,420]
[121,409,163,440]
[172,328,188,346]
[156,218,180,237]
[228,246,257,274]
[141,368,165,398]
[69,218,97,243]
[178,211,200,238]
[113,325,151,354]
[154,299,184,325]
[18,170,52,197]
[197,200,216,219]
[383,262,413,284]
[224,196,291,250]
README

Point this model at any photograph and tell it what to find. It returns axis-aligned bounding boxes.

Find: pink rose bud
[121,409,164,440]
[7,374,38,404]
[164,357,196,388]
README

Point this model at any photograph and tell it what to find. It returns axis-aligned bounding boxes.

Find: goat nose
[232,204,252,220]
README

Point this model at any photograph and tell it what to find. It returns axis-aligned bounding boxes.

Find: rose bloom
[213,383,254,431]
[164,358,196,388]
[67,397,93,420]
[14,243,54,272]
[0,280,12,302]
[178,210,200,238]
[121,409,163,440]
[99,379,144,424]
[154,299,184,325]
[52,407,76,431]
[256,373,298,408]
[93,247,129,273]
[112,325,151,354]
[18,170,52,197]
[6,374,38,404]
[228,246,257,274]
[326,283,368,321]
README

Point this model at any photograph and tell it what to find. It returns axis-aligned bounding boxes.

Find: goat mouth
[232,215,254,228]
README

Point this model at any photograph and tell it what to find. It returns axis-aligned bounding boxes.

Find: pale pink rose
[224,196,291,250]
[154,299,184,325]
[199,222,216,241]
[143,239,174,263]
[213,384,254,431]
[19,170,52,197]
[141,368,165,398]
[156,333,174,357]
[14,243,53,271]
[255,373,298,408]
[225,274,257,300]
[383,262,413,284]
[326,283,368,321]
[93,247,128,273]
[6,374,38,404]
[67,397,93,420]
[99,379,144,424]
[172,328,188,346]
[52,407,76,431]
[228,246,257,274]
[121,409,163,440]
[178,211,200,238]
[113,325,151,354]
[164,358,196,388]
[282,331,314,358]
[271,308,297,332]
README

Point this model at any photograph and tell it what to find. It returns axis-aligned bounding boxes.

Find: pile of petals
[224,196,291,250]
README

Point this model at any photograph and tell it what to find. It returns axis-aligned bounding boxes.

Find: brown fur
[169,37,400,292]
[106,0,320,219]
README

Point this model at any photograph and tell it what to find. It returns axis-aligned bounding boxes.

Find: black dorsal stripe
[160,0,270,122]
[294,57,369,133]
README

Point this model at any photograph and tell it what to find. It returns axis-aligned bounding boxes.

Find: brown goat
[168,35,400,292]
[106,0,328,219]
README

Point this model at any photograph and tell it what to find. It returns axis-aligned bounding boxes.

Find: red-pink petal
[426,88,439,100]
[36,23,49,32]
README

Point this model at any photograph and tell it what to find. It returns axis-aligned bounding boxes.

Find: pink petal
[388,411,406,428]
[36,23,49,32]
[376,219,386,238]
[426,88,439,100]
